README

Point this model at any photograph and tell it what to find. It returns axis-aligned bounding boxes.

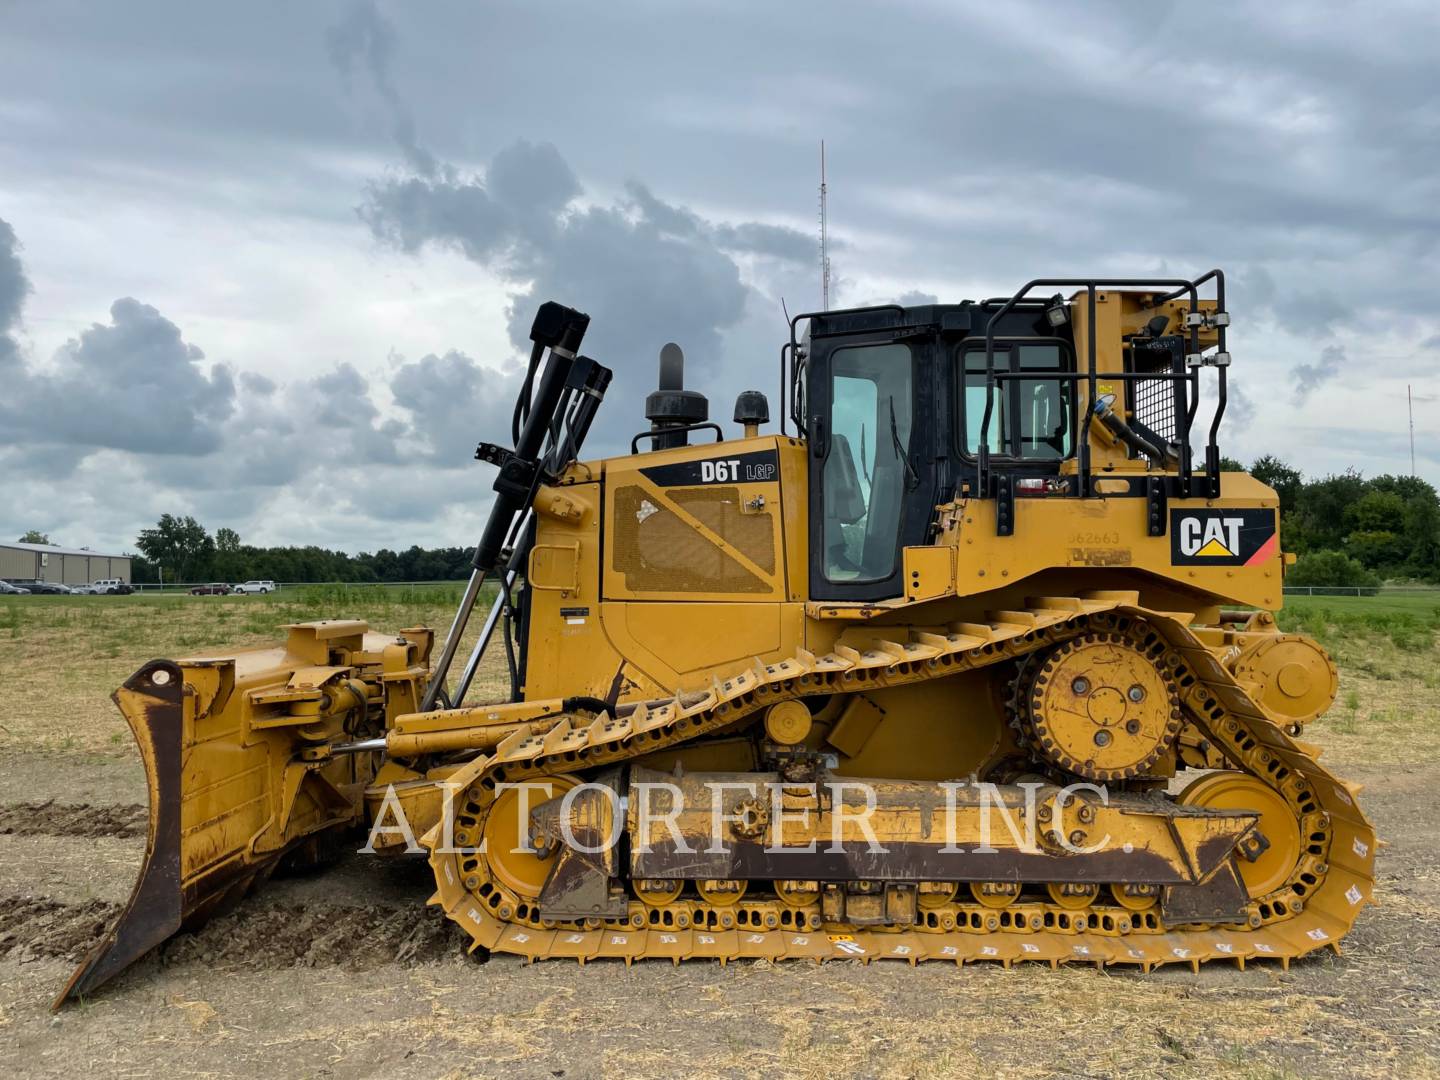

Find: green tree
[1249,455,1303,517]
[1343,530,1407,571]
[1343,490,1406,536]
[135,514,214,583]
[1402,497,1440,577]
[1370,474,1438,505]
[1290,470,1368,552]
[1286,550,1380,589]
[211,528,244,581]
[17,530,51,544]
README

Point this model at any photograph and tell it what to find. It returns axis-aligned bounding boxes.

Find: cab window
[823,343,912,582]
[959,342,1072,459]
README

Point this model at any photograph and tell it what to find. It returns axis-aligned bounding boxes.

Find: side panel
[524,438,813,701]
[520,480,635,702]
[603,436,788,603]
[601,599,803,690]
[940,473,1283,609]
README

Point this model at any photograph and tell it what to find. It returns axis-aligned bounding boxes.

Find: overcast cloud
[0,0,1436,555]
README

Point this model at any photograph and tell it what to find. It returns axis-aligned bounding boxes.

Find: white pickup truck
[76,578,132,595]
[231,580,277,594]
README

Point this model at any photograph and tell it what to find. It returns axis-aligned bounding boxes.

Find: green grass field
[1279,591,1440,652]
[1282,588,1440,618]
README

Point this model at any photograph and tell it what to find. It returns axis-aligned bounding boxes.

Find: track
[425,593,1377,971]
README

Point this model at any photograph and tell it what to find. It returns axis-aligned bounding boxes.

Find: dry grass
[1,593,1437,1077]
[0,588,511,754]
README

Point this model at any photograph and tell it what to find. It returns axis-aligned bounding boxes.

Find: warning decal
[1169,508,1277,566]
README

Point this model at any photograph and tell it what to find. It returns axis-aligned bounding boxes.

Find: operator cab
[790,274,1230,602]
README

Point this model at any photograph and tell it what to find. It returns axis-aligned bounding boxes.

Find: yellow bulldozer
[60,271,1375,1003]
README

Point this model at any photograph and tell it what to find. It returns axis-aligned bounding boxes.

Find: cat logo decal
[1170,509,1277,566]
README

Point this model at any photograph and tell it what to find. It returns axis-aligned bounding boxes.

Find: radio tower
[819,140,831,311]
[1410,384,1417,476]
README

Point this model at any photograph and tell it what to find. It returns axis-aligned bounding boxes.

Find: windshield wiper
[889,396,919,490]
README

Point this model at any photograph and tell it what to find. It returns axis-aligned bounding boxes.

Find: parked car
[0,580,32,594]
[22,580,73,595]
[232,580,277,594]
[92,578,133,595]
[190,582,232,596]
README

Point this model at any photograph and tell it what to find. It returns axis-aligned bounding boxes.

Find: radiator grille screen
[1131,350,1178,443]
[612,485,773,594]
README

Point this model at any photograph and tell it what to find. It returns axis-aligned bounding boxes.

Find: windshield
[822,343,913,582]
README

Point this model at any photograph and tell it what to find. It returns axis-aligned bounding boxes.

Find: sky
[1,0,1437,556]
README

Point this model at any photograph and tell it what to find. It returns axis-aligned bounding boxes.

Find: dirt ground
[1,598,1439,1078]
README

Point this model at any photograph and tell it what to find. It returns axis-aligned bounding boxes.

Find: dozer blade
[57,661,187,1006]
[56,622,427,1007]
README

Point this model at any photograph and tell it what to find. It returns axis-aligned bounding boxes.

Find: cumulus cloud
[0,218,517,553]
[389,349,519,463]
[354,112,819,462]
[0,218,28,373]
[360,139,812,385]
[330,1,811,400]
[0,294,235,460]
[896,290,940,306]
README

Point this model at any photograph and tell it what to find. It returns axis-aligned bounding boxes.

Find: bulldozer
[60,271,1375,1003]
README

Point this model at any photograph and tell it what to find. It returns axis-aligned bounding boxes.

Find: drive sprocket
[1015,630,1183,781]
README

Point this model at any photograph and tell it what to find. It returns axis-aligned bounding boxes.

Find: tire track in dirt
[159,902,478,971]
[0,800,147,839]
[0,893,478,974]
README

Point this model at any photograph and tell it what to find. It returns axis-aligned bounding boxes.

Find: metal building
[0,541,132,586]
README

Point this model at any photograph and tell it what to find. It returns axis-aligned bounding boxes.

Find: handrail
[630,422,724,453]
[785,273,1230,514]
[977,276,1213,500]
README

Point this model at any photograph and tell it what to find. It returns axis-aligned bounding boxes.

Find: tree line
[128,514,476,585]
[1238,457,1439,588]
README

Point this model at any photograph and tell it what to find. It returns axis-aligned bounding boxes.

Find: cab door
[807,336,938,601]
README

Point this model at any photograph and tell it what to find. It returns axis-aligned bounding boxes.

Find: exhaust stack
[644,342,708,450]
